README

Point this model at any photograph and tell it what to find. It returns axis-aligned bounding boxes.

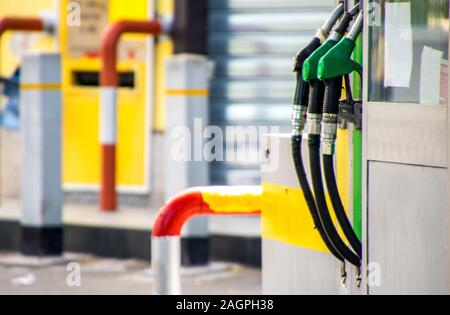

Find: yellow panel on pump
[60,0,152,192]
[262,130,351,252]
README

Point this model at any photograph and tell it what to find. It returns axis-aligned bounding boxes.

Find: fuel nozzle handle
[333,3,360,35]
[291,2,345,136]
[318,12,364,83]
[347,11,364,42]
[323,78,343,115]
[321,77,342,156]
[320,2,345,36]
[302,3,361,85]
[292,37,322,136]
[319,12,364,154]
[293,2,345,73]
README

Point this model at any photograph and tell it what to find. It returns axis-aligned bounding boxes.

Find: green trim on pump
[352,33,363,240]
[353,130,363,240]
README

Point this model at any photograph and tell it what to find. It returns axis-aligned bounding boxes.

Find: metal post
[152,236,181,295]
[165,55,213,266]
[20,53,63,256]
[99,20,162,212]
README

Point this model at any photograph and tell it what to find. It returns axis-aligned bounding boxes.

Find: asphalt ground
[0,252,262,295]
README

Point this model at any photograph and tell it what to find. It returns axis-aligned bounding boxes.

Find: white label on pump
[420,46,443,105]
[384,2,413,88]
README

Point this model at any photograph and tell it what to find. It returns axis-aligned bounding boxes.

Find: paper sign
[384,3,413,88]
[420,46,443,105]
[67,0,109,58]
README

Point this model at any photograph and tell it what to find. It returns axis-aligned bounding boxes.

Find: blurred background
[0,0,335,294]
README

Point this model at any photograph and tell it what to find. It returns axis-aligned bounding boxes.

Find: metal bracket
[338,100,363,130]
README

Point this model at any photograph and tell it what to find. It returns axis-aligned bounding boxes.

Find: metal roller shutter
[208,0,336,185]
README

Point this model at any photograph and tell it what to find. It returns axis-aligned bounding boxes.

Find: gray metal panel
[208,0,336,185]
[365,103,447,168]
[261,134,343,295]
[368,162,449,295]
[263,239,340,295]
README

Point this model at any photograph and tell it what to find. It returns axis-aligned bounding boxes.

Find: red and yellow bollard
[152,186,262,295]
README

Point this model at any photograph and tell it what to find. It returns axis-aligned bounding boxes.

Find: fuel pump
[291,2,345,266]
[318,13,364,270]
[299,4,362,269]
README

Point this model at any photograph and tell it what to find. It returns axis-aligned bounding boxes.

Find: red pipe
[101,20,162,87]
[0,17,44,36]
[99,20,161,212]
[153,189,261,237]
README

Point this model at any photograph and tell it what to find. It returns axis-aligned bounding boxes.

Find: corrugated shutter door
[208,0,336,185]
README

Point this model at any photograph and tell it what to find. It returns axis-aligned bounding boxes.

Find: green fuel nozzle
[292,2,344,73]
[291,2,345,136]
[302,3,360,83]
[319,12,364,156]
[318,12,364,81]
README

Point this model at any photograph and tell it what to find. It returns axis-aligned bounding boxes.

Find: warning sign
[67,0,109,58]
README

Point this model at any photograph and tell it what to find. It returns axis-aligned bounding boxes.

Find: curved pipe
[99,20,161,212]
[101,20,161,87]
[152,186,261,295]
[0,17,45,78]
[153,186,262,237]
[0,17,44,36]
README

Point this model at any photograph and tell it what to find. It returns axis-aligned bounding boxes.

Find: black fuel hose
[309,134,361,267]
[307,80,361,267]
[291,37,345,262]
[304,4,362,268]
[292,136,344,261]
[322,78,362,258]
[323,155,362,257]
